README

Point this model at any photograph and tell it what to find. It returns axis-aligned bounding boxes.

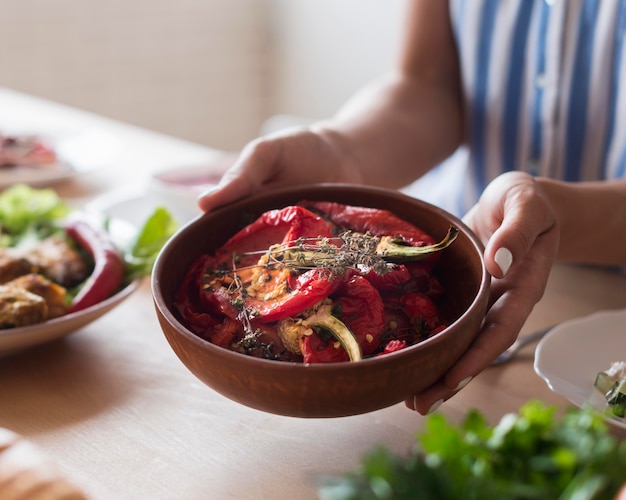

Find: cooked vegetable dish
[174,201,458,363]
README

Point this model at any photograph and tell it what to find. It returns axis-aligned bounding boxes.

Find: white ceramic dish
[0,129,120,188]
[534,308,626,429]
[87,165,221,227]
[86,184,202,228]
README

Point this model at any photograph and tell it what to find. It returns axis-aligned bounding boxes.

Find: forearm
[313,72,463,189]
[311,0,463,189]
[537,177,626,266]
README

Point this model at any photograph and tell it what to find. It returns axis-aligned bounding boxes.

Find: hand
[197,125,362,213]
[407,171,560,414]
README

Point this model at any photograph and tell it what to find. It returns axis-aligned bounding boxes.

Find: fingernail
[494,247,513,276]
[199,186,219,198]
[454,376,472,392]
[426,398,443,415]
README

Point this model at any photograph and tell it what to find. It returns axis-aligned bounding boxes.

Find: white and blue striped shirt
[406,0,626,217]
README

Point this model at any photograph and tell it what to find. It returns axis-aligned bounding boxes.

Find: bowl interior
[152,184,488,417]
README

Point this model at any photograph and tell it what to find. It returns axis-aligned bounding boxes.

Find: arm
[325,0,464,187]
[199,0,464,211]
[537,178,626,266]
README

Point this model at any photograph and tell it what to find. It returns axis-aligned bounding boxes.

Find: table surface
[2,87,626,500]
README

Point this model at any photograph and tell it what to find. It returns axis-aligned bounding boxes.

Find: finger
[197,140,276,212]
[407,295,522,415]
[409,226,557,415]
[197,170,255,212]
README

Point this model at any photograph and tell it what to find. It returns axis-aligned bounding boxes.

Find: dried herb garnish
[228,226,458,278]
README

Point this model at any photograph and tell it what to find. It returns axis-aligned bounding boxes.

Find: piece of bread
[0,428,88,500]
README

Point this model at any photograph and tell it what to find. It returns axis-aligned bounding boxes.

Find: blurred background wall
[0,0,405,151]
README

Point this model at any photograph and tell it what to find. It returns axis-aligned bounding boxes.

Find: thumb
[483,184,557,279]
[197,139,274,212]
[197,171,254,213]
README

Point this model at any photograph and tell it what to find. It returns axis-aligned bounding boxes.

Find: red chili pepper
[301,275,385,363]
[65,220,125,314]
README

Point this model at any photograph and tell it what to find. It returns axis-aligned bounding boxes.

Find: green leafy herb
[123,206,178,281]
[318,401,626,500]
[0,183,70,247]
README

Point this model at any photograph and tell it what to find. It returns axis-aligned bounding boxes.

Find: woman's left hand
[407,171,561,414]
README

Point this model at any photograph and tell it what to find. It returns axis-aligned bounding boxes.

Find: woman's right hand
[197,124,361,213]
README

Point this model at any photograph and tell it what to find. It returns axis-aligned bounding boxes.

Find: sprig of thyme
[237,231,394,277]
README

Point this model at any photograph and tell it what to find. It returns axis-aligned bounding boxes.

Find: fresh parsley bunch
[319,401,626,500]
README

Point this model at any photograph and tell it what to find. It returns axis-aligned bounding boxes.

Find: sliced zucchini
[305,309,362,362]
[594,371,619,397]
[594,371,626,418]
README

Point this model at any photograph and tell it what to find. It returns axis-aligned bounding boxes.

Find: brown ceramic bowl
[151,184,490,418]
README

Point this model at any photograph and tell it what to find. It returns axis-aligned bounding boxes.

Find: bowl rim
[151,183,489,371]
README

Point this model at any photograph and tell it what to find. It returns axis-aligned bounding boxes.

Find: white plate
[86,184,202,229]
[0,213,140,356]
[85,163,223,228]
[0,129,120,188]
[534,309,626,429]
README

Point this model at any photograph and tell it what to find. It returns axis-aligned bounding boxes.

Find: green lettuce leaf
[123,206,178,281]
[0,184,70,247]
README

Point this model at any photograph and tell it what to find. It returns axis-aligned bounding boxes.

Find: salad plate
[534,308,626,429]
[0,129,120,188]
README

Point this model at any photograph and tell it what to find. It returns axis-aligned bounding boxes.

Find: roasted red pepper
[300,201,436,247]
[361,263,412,291]
[399,292,442,332]
[175,255,297,358]
[216,205,334,266]
[301,275,385,363]
[174,254,222,337]
[204,206,341,323]
[380,339,407,355]
[65,219,125,314]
